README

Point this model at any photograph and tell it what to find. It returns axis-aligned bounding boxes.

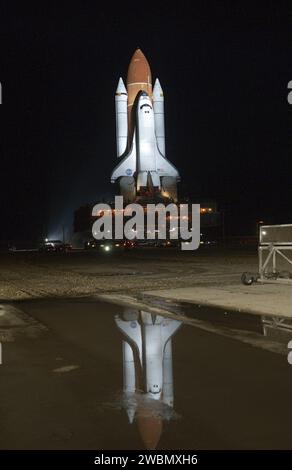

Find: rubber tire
[241,272,254,285]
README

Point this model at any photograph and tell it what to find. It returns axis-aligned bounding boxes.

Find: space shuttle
[115,309,181,449]
[111,49,180,203]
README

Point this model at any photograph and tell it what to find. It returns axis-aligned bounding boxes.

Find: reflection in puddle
[115,309,182,449]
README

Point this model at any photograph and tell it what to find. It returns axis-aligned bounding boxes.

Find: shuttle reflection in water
[115,309,182,449]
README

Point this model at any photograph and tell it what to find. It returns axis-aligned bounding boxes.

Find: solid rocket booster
[153,78,165,158]
[111,49,180,202]
[115,78,128,158]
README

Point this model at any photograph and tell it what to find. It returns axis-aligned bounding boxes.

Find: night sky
[1,2,292,241]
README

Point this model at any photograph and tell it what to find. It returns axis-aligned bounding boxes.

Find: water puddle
[0,298,292,449]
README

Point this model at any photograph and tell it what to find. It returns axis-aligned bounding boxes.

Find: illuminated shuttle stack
[111,49,180,203]
[115,310,181,449]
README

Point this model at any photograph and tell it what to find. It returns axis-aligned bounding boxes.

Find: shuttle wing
[111,137,137,182]
[155,147,180,179]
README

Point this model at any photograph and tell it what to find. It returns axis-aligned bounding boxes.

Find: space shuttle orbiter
[115,309,181,449]
[111,49,180,203]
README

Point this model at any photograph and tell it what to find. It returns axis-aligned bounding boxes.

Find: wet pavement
[1,298,292,450]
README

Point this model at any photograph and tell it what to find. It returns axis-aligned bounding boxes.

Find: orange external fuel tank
[126,49,152,143]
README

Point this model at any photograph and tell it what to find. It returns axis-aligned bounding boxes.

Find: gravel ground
[0,247,258,301]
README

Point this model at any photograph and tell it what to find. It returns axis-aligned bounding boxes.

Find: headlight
[104,245,111,252]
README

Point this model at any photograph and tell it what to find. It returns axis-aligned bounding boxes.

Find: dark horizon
[1,3,292,241]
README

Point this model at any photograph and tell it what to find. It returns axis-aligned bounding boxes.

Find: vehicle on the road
[85,239,134,252]
[99,241,124,253]
[84,239,97,250]
[123,240,136,249]
[39,240,72,253]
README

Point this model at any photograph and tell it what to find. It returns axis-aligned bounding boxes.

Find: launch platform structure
[241,224,292,286]
[241,224,292,338]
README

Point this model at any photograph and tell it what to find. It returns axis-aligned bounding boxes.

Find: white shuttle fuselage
[115,311,181,408]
